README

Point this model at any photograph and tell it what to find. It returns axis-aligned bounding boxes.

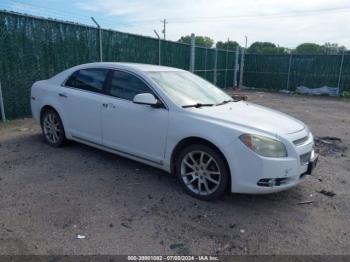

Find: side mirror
[133,93,160,107]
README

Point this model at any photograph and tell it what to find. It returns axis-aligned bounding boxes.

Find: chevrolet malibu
[31,62,318,200]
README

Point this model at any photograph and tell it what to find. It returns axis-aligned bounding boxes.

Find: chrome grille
[300,152,311,165]
[294,135,309,146]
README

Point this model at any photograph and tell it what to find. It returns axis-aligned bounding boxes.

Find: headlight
[239,134,288,157]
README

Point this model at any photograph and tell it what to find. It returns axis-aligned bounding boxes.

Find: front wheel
[41,109,66,147]
[176,144,229,200]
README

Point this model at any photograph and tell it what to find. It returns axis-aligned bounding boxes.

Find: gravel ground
[0,91,349,255]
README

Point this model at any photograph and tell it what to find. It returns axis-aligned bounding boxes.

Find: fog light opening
[257,178,289,187]
[268,179,276,187]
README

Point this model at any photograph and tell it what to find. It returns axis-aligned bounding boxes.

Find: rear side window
[109,70,152,101]
[65,68,109,93]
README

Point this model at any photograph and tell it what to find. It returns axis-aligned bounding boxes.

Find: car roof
[78,62,184,72]
[48,62,185,85]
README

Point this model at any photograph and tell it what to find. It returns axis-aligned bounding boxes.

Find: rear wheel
[41,109,66,147]
[176,144,229,200]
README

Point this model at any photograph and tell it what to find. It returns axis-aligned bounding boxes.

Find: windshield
[147,71,232,107]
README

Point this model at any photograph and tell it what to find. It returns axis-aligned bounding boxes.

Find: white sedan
[31,62,318,200]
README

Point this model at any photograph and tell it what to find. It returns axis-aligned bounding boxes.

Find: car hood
[189,101,306,135]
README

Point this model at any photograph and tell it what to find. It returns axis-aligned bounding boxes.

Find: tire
[41,108,66,147]
[175,144,229,200]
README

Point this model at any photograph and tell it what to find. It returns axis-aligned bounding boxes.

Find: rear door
[101,70,169,164]
[60,68,109,144]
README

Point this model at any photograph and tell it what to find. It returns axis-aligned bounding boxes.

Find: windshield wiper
[182,103,214,108]
[216,99,234,106]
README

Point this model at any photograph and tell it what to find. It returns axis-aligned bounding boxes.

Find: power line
[115,5,350,24]
[0,0,130,27]
[2,0,349,26]
[1,0,349,47]
[167,6,350,23]
[1,0,92,23]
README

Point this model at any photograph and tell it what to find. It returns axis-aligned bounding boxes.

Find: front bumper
[305,153,319,175]
[257,152,319,189]
[223,129,318,194]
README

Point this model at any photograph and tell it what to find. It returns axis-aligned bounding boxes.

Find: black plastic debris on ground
[314,136,347,157]
[317,189,336,197]
[170,243,184,250]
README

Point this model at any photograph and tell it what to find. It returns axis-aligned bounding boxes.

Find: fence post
[224,44,229,88]
[189,33,195,72]
[337,51,345,95]
[286,53,293,90]
[233,45,239,87]
[204,47,208,79]
[91,17,103,62]
[214,48,218,85]
[158,39,161,65]
[239,48,245,88]
[0,80,6,122]
[154,30,161,65]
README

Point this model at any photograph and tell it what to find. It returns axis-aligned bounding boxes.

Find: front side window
[65,68,109,93]
[109,70,152,101]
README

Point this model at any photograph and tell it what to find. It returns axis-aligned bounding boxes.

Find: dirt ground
[0,91,349,255]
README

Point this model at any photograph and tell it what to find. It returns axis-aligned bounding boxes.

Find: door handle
[59,93,67,98]
[108,103,116,109]
[102,103,116,109]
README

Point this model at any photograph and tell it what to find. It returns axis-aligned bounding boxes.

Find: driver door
[101,70,169,165]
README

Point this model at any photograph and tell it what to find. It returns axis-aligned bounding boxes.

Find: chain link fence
[0,10,349,120]
[244,53,350,93]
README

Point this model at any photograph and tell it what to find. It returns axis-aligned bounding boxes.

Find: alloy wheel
[180,151,221,196]
[43,113,61,144]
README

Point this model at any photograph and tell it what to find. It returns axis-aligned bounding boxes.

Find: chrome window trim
[107,68,169,110]
[61,66,169,110]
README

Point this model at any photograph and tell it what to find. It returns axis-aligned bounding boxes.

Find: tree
[322,42,346,54]
[294,43,347,54]
[216,40,240,50]
[294,43,324,54]
[247,42,287,54]
[178,35,214,48]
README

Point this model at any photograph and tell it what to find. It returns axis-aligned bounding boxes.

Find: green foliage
[216,40,240,50]
[323,42,346,54]
[247,42,288,54]
[178,35,214,48]
[342,91,350,98]
[294,43,346,55]
[294,43,324,54]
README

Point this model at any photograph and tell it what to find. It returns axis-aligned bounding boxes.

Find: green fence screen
[0,10,349,119]
[244,54,350,92]
[0,11,193,119]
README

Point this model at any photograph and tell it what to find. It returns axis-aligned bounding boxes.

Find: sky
[1,0,350,48]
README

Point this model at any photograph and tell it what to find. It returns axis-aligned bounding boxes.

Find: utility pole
[161,19,168,40]
[244,35,248,49]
